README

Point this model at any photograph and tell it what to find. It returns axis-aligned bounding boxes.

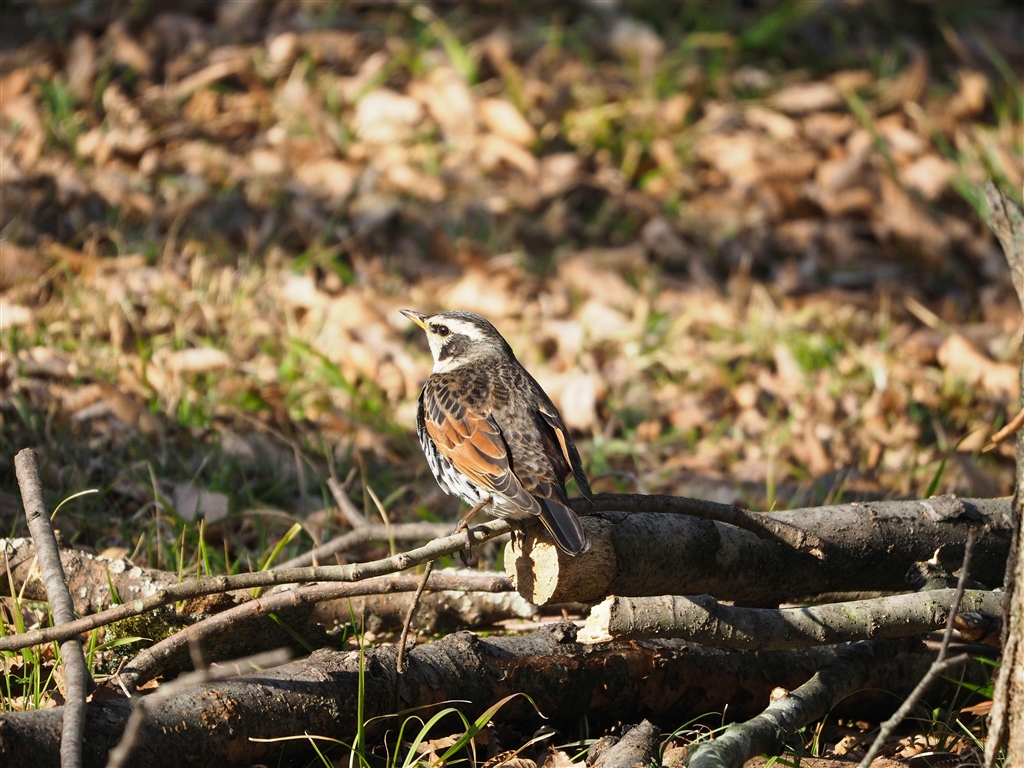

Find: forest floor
[1,0,1022,765]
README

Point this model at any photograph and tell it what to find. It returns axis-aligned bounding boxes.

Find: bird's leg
[453,498,489,537]
[510,519,529,551]
[455,497,490,567]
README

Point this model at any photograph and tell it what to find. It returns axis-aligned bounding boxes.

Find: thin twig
[118,571,511,692]
[396,560,434,675]
[15,448,92,768]
[857,527,977,768]
[983,406,1024,452]
[274,522,453,570]
[0,518,514,652]
[105,648,292,768]
[328,468,367,530]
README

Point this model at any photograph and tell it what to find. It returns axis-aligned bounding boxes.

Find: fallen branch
[685,639,907,768]
[509,496,1010,605]
[1,537,183,613]
[15,448,91,768]
[591,719,660,768]
[0,624,986,768]
[1,523,459,613]
[116,571,513,693]
[0,518,514,652]
[576,493,825,555]
[106,649,292,768]
[579,589,1005,648]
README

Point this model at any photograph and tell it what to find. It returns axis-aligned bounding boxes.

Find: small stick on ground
[396,559,434,675]
[15,448,92,768]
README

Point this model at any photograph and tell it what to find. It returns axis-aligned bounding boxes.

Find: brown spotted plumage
[401,309,592,555]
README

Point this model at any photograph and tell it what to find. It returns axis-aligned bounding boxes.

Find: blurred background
[0,0,1021,570]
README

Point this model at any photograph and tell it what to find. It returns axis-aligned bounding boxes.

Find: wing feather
[538,406,593,500]
[422,386,539,514]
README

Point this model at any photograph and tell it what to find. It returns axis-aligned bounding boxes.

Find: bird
[401,309,592,555]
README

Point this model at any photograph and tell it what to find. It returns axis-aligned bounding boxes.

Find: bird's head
[401,309,511,373]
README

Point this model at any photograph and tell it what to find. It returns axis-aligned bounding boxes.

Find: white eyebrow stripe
[434,317,486,341]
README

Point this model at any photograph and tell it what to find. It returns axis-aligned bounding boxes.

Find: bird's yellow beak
[400,309,429,330]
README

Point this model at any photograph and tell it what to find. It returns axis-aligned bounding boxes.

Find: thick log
[0,624,987,768]
[509,496,1011,605]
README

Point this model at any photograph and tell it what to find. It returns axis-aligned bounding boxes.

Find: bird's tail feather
[537,499,589,555]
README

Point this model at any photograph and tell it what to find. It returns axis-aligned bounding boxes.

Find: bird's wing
[538,405,594,501]
[422,387,539,513]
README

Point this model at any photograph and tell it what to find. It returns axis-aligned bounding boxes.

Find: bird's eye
[434,325,450,337]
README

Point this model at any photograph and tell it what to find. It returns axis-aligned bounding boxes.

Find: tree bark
[0,624,988,768]
[579,590,1005,648]
[684,640,907,768]
[509,497,1011,605]
[984,179,1024,768]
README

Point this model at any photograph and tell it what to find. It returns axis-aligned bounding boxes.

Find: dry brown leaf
[873,175,951,264]
[539,153,582,197]
[18,347,73,378]
[353,89,424,144]
[477,133,539,180]
[830,68,873,93]
[171,482,229,523]
[745,105,798,141]
[107,19,153,78]
[539,748,576,768]
[293,158,359,202]
[946,70,988,120]
[814,146,870,194]
[0,297,32,329]
[66,31,97,101]
[694,132,762,187]
[937,334,1018,399]
[166,348,232,374]
[442,270,516,319]
[478,98,536,147]
[558,256,635,311]
[802,111,855,146]
[385,163,446,202]
[0,241,48,290]
[557,372,600,432]
[770,81,843,114]
[899,154,955,201]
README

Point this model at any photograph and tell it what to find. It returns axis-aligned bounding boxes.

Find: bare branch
[274,522,454,569]
[0,518,514,652]
[15,448,91,768]
[117,571,511,692]
[580,589,1004,648]
[686,639,907,768]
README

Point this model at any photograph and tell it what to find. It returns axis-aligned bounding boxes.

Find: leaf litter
[0,1,1020,761]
